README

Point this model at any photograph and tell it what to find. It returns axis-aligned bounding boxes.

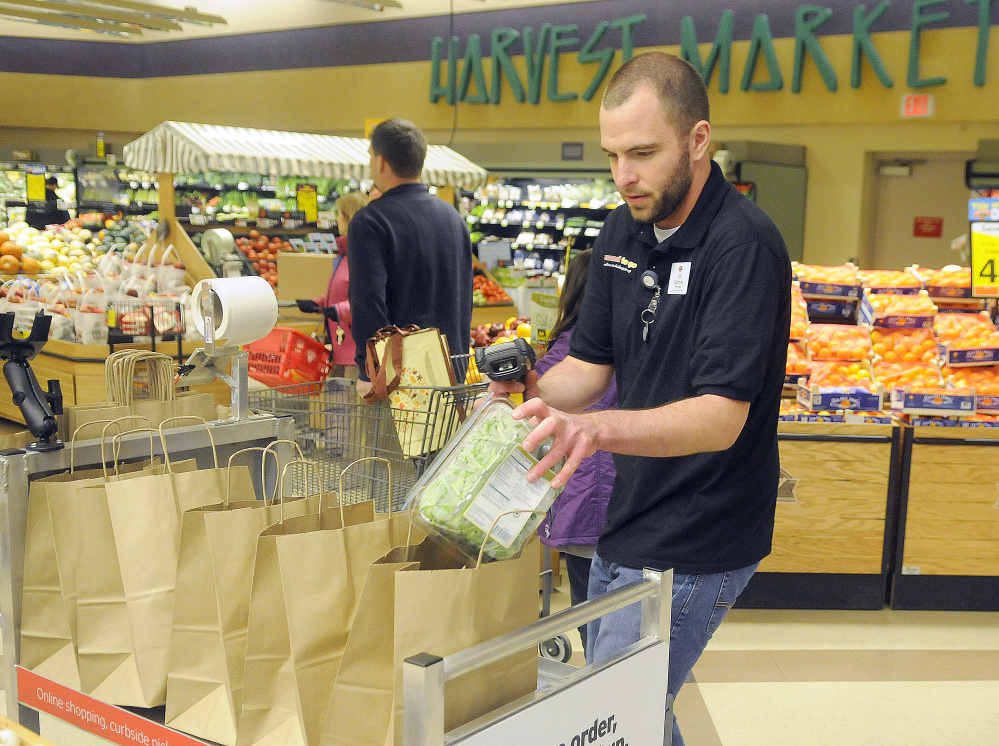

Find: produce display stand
[737,421,903,610]
[122,121,490,296]
[0,415,295,738]
[0,337,230,425]
[892,424,999,610]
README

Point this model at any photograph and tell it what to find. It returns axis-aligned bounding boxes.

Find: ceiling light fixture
[0,5,138,34]
[2,0,182,30]
[0,0,225,35]
[323,0,404,11]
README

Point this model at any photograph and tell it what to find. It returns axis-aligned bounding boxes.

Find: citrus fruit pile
[943,365,999,395]
[873,361,942,391]
[790,289,809,339]
[807,324,872,360]
[869,328,938,363]
[933,312,999,350]
[793,263,860,286]
[808,360,873,387]
[865,291,937,317]
[918,266,971,290]
[858,269,922,290]
[786,342,810,378]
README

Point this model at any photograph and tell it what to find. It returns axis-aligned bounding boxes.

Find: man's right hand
[485,369,540,400]
[295,299,322,314]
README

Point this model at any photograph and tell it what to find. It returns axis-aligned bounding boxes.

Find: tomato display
[234,233,292,290]
[472,274,512,305]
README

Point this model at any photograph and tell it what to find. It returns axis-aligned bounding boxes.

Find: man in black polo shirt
[492,53,790,746]
[348,118,472,398]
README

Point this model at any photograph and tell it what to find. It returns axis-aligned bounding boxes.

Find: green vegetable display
[411,398,561,563]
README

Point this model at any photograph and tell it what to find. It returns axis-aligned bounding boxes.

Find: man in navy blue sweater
[348,118,473,399]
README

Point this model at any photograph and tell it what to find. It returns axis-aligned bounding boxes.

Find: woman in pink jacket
[297,191,369,376]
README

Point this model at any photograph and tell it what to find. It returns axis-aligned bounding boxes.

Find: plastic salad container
[407,395,563,563]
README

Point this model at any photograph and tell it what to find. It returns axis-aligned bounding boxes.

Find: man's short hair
[370,118,427,180]
[602,52,710,138]
[45,176,59,187]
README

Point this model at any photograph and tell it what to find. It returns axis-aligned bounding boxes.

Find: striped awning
[123,121,488,188]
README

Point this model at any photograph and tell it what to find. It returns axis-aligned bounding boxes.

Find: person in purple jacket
[536,249,617,652]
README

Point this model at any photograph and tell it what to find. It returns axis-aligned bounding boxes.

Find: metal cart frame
[247,377,486,510]
[0,415,295,733]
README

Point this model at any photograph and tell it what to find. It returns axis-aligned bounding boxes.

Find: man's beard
[628,147,693,225]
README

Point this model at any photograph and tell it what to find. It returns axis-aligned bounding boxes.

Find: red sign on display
[901,94,934,118]
[17,667,207,746]
[914,216,944,238]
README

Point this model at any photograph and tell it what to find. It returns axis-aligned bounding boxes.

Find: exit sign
[901,94,934,118]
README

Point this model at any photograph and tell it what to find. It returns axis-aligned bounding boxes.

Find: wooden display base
[890,574,999,611]
[890,426,999,609]
[737,571,888,610]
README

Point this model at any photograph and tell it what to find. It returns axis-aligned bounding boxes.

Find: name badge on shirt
[667,262,691,295]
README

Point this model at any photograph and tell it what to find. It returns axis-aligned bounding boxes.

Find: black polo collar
[627,160,731,253]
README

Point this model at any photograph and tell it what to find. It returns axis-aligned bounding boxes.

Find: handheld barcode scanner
[0,311,63,451]
[475,337,536,382]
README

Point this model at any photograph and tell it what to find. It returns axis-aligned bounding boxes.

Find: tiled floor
[549,576,999,746]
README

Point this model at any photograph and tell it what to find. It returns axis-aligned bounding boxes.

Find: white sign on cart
[456,642,669,746]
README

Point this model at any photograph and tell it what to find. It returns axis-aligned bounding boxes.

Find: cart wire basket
[247,372,487,511]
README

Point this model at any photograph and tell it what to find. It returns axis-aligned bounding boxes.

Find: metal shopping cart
[246,366,486,510]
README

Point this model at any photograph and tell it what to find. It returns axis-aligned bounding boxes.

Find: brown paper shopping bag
[363,326,458,458]
[75,419,254,708]
[165,441,326,746]
[20,418,181,690]
[236,459,414,746]
[321,534,540,746]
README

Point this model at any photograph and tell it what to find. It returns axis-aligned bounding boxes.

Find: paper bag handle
[278,459,327,523]
[363,324,419,403]
[337,457,393,526]
[108,428,158,478]
[158,416,217,471]
[223,440,305,507]
[93,415,154,476]
[476,509,547,568]
[261,439,305,505]
[70,416,149,474]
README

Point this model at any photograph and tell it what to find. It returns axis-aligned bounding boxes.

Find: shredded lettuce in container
[412,399,558,562]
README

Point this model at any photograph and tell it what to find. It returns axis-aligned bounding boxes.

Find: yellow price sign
[364,118,386,140]
[25,173,46,202]
[296,184,318,223]
[970,221,999,297]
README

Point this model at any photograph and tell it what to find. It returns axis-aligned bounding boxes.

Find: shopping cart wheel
[539,634,572,663]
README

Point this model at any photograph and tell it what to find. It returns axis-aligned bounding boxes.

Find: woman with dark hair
[535,248,617,652]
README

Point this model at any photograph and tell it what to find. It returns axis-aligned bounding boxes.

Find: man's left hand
[511,397,599,489]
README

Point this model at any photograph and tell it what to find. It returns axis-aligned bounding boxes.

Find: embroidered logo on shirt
[604,254,638,273]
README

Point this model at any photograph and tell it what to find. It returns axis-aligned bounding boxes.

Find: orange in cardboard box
[809,360,873,387]
[870,328,938,363]
[806,324,872,361]
[858,269,922,289]
[793,263,860,286]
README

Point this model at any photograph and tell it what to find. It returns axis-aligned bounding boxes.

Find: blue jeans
[586,552,759,746]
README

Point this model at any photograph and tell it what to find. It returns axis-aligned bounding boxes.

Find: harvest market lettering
[430,2,996,104]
